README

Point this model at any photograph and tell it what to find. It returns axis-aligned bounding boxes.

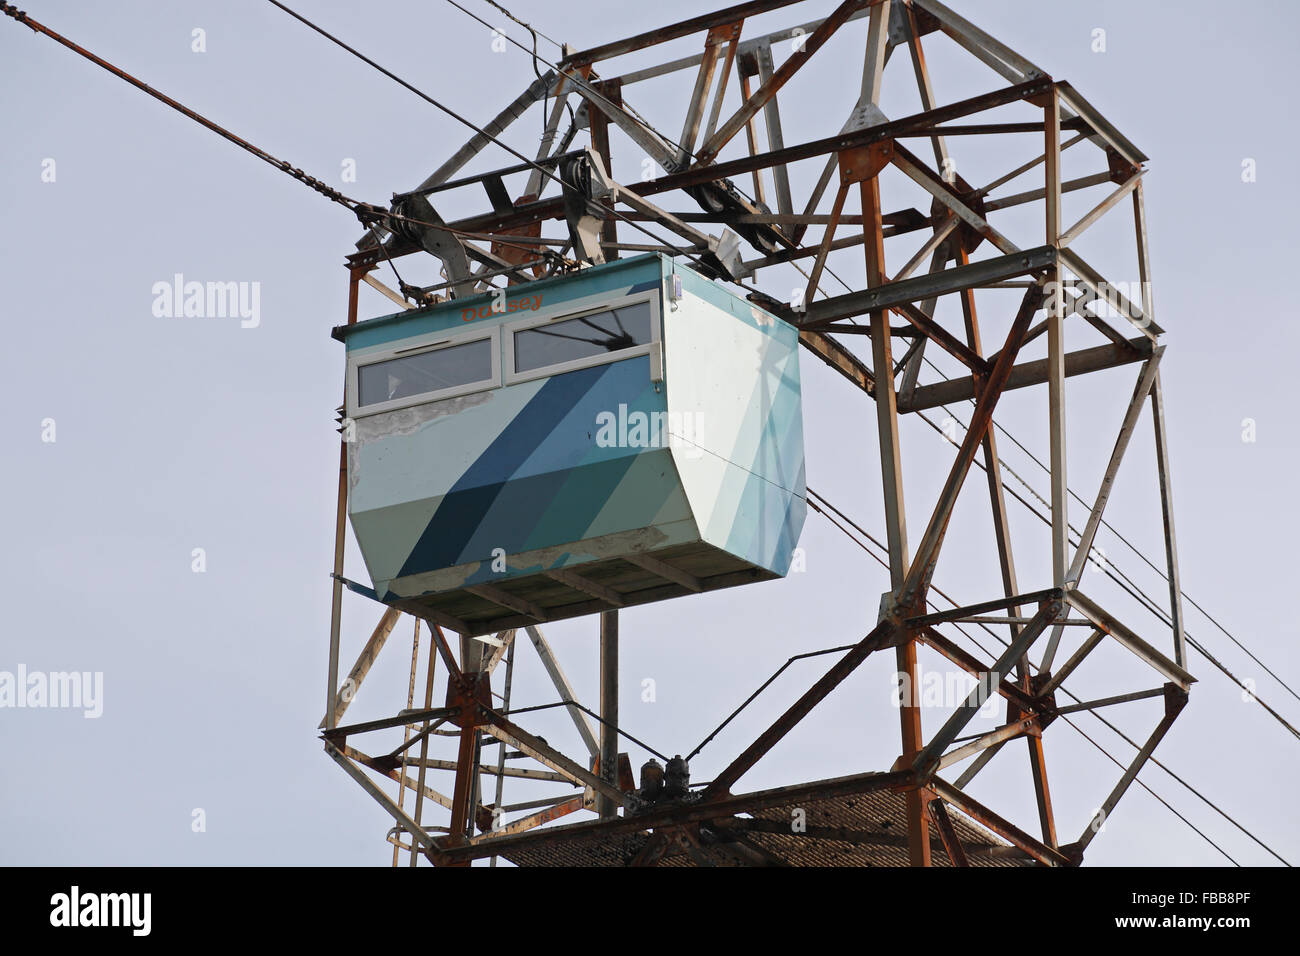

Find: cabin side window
[351,330,500,416]
[506,296,660,384]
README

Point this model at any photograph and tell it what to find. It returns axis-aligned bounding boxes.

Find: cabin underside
[395,541,778,636]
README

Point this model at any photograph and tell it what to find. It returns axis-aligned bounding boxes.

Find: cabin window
[355,333,497,413]
[509,299,657,380]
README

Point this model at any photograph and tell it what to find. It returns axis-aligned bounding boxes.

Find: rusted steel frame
[325,741,440,854]
[320,607,402,730]
[560,0,807,67]
[705,31,742,144]
[374,80,1052,260]
[699,0,877,164]
[839,145,908,594]
[1059,246,1160,337]
[1055,81,1148,168]
[702,620,903,800]
[325,268,365,730]
[589,81,621,259]
[1065,349,1164,588]
[597,610,620,818]
[897,283,1043,607]
[386,715,451,759]
[915,121,1082,136]
[407,622,438,865]
[1063,590,1195,691]
[844,137,929,865]
[903,0,948,172]
[481,629,518,675]
[1024,730,1057,848]
[1150,369,1186,667]
[1133,171,1184,667]
[823,322,924,338]
[954,237,1053,847]
[1041,86,1070,673]
[499,793,584,813]
[805,180,850,305]
[477,705,625,806]
[928,798,970,866]
[481,796,586,841]
[792,244,1056,330]
[524,625,601,757]
[609,185,716,250]
[1054,687,1166,716]
[937,716,1038,771]
[912,0,1044,83]
[983,171,1113,214]
[960,257,1017,610]
[433,769,914,864]
[413,71,556,197]
[899,249,950,406]
[953,247,1024,652]
[343,80,1052,269]
[891,301,988,372]
[402,759,566,782]
[953,740,1004,789]
[345,745,456,814]
[392,620,421,865]
[930,777,1070,867]
[912,599,1061,778]
[447,713,479,845]
[738,72,769,206]
[788,0,889,244]
[613,8,878,86]
[524,71,584,198]
[907,588,1060,628]
[371,596,467,676]
[889,144,1018,255]
[890,216,957,283]
[677,28,729,168]
[1074,685,1187,853]
[361,271,413,310]
[753,41,794,217]
[975,131,1088,199]
[902,336,1152,414]
[1132,179,1156,322]
[898,631,930,866]
[798,330,875,397]
[1037,628,1104,697]
[321,705,457,741]
[914,627,1037,714]
[1059,169,1143,247]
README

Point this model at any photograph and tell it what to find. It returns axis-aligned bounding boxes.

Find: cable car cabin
[333,253,806,636]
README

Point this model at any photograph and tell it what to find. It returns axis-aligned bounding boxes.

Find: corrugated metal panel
[499,788,1030,867]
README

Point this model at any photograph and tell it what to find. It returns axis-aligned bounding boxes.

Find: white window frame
[347,326,502,419]
[504,291,663,387]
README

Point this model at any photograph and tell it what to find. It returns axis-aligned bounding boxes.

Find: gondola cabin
[334,253,806,636]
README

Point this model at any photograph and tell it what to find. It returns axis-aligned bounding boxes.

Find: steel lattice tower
[321,0,1190,867]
